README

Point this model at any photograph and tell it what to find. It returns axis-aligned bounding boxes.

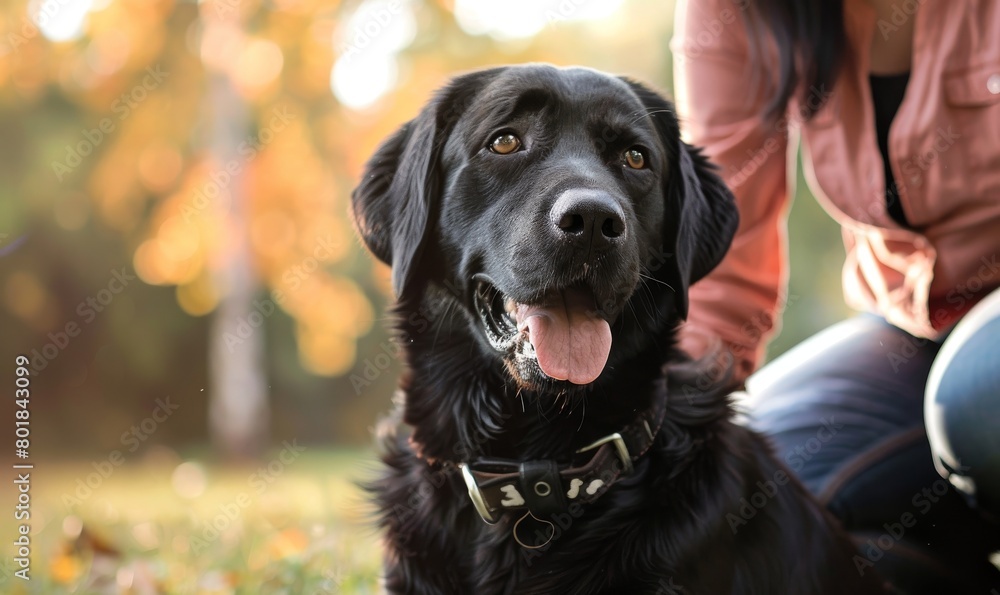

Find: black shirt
[869,71,911,227]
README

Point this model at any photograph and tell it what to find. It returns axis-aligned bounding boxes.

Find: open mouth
[474,277,613,385]
[474,279,520,352]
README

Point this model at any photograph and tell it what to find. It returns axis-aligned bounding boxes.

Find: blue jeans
[740,289,1000,592]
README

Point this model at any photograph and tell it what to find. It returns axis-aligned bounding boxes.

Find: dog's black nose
[550,189,625,250]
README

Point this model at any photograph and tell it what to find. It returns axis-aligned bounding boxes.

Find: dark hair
[741,0,846,121]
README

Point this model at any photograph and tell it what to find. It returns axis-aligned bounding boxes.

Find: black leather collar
[458,394,667,525]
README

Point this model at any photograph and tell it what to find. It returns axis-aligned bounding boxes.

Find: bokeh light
[330,0,417,109]
[454,0,627,40]
[31,0,95,42]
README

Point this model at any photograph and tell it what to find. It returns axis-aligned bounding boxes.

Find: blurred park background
[0,0,850,591]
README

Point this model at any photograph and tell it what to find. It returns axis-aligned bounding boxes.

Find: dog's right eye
[490,133,521,155]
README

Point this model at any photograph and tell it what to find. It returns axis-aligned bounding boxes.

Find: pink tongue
[515,289,612,385]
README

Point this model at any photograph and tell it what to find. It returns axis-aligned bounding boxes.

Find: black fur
[352,65,886,594]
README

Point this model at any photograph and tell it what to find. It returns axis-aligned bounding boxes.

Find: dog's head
[353,65,737,393]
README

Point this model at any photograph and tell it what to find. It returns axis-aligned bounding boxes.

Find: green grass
[0,449,382,594]
[8,449,999,593]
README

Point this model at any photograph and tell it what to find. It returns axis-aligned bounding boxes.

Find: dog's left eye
[623,147,646,169]
[490,133,521,155]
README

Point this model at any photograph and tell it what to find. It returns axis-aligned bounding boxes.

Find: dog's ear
[621,79,739,318]
[351,68,505,299]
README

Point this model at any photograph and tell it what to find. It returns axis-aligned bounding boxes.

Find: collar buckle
[459,462,499,524]
[575,432,633,475]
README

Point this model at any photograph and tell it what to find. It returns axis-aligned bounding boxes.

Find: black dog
[352,65,886,594]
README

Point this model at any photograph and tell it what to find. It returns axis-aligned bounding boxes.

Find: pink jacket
[672,0,1000,383]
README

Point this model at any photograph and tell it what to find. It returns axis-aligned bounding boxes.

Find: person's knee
[925,294,1000,520]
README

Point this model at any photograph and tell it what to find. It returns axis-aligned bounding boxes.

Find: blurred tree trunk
[203,6,269,458]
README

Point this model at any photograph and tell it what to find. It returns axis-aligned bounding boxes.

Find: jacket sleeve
[671,0,791,385]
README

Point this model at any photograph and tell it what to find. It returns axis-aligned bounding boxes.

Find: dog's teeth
[504,297,516,314]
